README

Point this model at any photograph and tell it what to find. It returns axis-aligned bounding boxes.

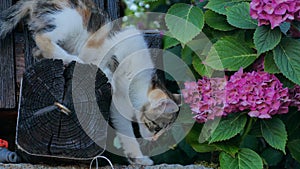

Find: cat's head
[139,88,181,141]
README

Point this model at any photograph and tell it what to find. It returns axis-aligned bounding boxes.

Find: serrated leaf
[205,0,248,15]
[254,26,281,54]
[209,114,247,143]
[287,139,300,162]
[226,2,258,29]
[165,3,204,45]
[213,142,239,156]
[261,148,284,166]
[193,55,214,77]
[261,118,287,154]
[264,52,280,74]
[163,35,180,49]
[273,37,300,85]
[220,148,263,169]
[205,36,257,71]
[205,10,235,31]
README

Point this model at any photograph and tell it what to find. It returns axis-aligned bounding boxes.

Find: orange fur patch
[148,89,168,102]
[86,25,110,48]
[75,2,91,27]
[34,34,54,59]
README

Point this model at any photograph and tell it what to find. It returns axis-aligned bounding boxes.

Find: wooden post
[16,60,111,163]
[0,0,16,109]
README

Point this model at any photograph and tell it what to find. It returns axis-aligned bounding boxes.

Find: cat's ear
[148,89,179,114]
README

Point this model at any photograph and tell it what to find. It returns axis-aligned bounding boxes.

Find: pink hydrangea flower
[182,77,227,123]
[250,0,300,29]
[289,85,300,110]
[183,68,290,123]
[226,69,290,119]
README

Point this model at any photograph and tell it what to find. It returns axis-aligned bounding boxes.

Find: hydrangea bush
[145,0,300,168]
[183,69,291,121]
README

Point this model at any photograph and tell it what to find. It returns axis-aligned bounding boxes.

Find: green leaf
[186,123,217,153]
[261,148,284,166]
[205,0,248,15]
[178,139,198,159]
[240,135,259,151]
[261,118,287,153]
[181,46,193,65]
[276,74,296,88]
[254,26,282,54]
[287,139,300,162]
[282,108,300,140]
[166,3,204,45]
[249,121,262,137]
[163,34,180,49]
[279,22,291,35]
[220,148,263,169]
[205,10,235,31]
[193,55,214,77]
[213,142,239,156]
[209,114,247,143]
[205,36,257,71]
[226,2,258,29]
[264,52,280,74]
[273,37,300,85]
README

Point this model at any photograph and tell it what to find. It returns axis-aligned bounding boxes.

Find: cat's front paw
[128,156,154,165]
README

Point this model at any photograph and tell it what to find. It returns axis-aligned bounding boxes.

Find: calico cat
[0,0,181,165]
[0,0,109,63]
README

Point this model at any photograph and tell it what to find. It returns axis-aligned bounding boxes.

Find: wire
[89,155,114,169]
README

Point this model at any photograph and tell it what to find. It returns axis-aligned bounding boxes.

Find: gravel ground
[0,163,212,169]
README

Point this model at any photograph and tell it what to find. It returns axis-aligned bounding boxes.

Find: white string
[89,155,115,169]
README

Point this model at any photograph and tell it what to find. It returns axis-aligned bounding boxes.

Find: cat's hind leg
[34,34,83,64]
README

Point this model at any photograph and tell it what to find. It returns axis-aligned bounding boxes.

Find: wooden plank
[93,0,105,9]
[93,0,120,20]
[106,0,120,20]
[23,24,37,69]
[0,0,16,109]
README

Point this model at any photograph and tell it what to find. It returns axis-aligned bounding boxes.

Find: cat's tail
[0,0,34,39]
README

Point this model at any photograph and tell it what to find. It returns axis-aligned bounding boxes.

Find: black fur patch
[107,55,119,72]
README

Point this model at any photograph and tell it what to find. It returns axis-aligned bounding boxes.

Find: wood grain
[0,0,16,109]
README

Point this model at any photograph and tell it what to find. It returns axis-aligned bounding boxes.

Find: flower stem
[240,117,255,143]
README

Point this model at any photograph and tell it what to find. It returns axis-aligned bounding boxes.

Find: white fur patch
[45,8,90,55]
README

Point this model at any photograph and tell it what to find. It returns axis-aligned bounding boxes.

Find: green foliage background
[122,0,300,168]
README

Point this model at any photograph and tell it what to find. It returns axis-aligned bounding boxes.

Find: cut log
[16,59,111,163]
